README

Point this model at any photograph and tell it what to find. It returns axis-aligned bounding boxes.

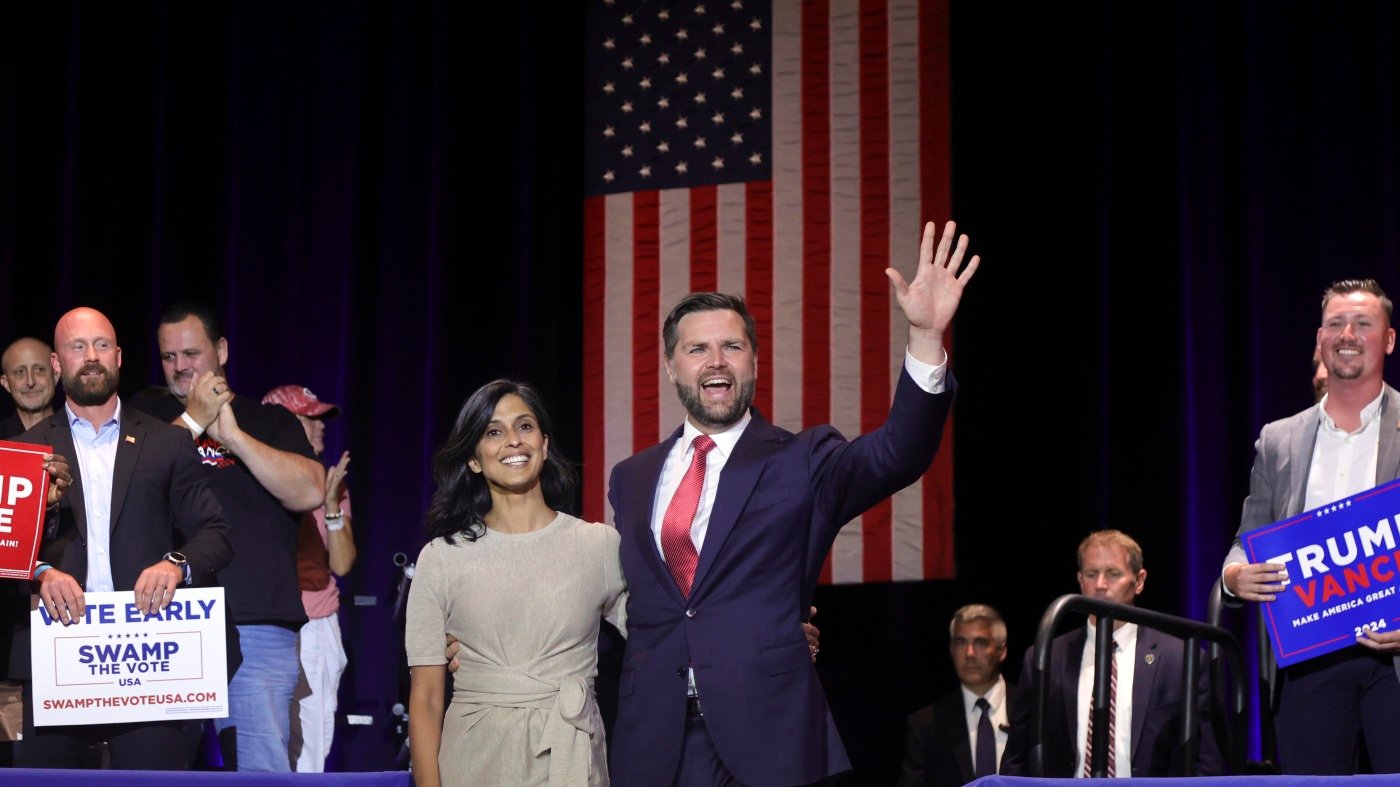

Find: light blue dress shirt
[67,400,120,592]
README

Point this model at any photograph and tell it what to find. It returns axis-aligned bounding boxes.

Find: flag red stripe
[802,1,835,586]
[746,181,774,419]
[632,191,661,453]
[583,196,608,524]
[920,0,954,579]
[860,0,893,582]
[690,185,718,292]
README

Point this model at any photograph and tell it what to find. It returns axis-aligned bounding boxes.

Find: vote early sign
[31,588,228,726]
[1244,479,1400,667]
[0,439,51,579]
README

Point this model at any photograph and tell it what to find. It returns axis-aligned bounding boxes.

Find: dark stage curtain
[3,0,1400,780]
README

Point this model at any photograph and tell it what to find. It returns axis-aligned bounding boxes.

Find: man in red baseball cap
[262,385,354,773]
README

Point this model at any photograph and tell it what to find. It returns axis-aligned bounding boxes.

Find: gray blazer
[1224,384,1400,702]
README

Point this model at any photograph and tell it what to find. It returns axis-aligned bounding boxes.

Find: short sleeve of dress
[599,524,628,639]
[405,539,448,667]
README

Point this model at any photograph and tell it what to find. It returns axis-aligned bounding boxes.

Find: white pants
[290,614,348,772]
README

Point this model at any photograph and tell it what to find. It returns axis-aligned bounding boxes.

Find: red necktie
[661,435,715,597]
[1084,642,1119,777]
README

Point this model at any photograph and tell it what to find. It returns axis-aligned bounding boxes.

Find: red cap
[261,385,341,419]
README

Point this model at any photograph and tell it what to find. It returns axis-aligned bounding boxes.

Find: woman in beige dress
[406,380,626,787]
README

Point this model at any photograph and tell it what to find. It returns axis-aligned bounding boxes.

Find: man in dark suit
[1002,530,1222,778]
[898,604,1018,787]
[10,307,231,769]
[606,221,979,787]
[1223,278,1400,774]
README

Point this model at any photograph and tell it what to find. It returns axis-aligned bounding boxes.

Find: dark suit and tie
[608,222,978,786]
[899,686,1021,787]
[1001,531,1223,779]
[898,604,1016,787]
[1001,626,1223,778]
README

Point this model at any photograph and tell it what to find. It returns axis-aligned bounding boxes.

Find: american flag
[582,0,953,584]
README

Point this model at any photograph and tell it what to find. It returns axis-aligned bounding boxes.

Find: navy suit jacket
[607,369,954,786]
[897,683,1020,787]
[7,403,232,679]
[1001,626,1224,778]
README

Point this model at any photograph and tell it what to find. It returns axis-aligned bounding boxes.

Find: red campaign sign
[0,439,52,580]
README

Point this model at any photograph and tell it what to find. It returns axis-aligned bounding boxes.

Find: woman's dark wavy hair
[425,379,578,543]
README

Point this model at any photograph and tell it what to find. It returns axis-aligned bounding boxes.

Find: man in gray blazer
[1224,278,1400,774]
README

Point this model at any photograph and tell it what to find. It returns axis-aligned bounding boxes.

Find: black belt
[685,695,704,719]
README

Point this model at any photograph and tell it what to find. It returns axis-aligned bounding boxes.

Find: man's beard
[675,376,755,430]
[64,364,119,407]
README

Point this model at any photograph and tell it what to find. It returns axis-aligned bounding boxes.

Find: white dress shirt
[1075,621,1137,778]
[67,400,121,593]
[961,674,1010,771]
[1305,390,1385,511]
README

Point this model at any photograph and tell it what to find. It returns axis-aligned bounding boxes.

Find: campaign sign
[0,439,52,580]
[1244,479,1400,667]
[31,588,228,726]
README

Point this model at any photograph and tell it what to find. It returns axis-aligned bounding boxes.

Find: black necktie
[974,697,996,777]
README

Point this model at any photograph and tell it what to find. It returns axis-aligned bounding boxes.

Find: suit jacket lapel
[630,429,686,603]
[1286,406,1321,516]
[689,415,774,597]
[109,409,144,533]
[1375,386,1400,485]
[949,694,974,781]
[1064,630,1086,743]
[1129,630,1159,768]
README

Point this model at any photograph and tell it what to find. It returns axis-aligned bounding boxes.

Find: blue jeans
[214,624,299,771]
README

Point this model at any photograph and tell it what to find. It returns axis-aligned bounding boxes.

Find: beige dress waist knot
[453,664,597,786]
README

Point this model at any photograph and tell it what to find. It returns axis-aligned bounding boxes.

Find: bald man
[10,307,231,770]
[0,338,57,439]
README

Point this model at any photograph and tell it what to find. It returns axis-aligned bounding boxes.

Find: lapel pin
[125,435,136,444]
[1144,653,1155,665]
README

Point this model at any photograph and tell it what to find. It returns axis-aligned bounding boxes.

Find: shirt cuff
[1221,563,1240,598]
[904,348,949,394]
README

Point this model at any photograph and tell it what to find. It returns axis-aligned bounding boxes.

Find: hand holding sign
[1356,625,1400,653]
[134,560,185,615]
[1224,561,1290,602]
[37,567,85,625]
[41,453,71,505]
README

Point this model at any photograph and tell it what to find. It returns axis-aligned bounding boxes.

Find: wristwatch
[162,551,188,569]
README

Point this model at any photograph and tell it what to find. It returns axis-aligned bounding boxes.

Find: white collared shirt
[961,675,1010,771]
[1075,621,1137,778]
[67,400,122,593]
[1305,390,1386,511]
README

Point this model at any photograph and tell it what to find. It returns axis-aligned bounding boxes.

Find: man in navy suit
[898,604,1018,787]
[607,221,979,786]
[1002,530,1222,778]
